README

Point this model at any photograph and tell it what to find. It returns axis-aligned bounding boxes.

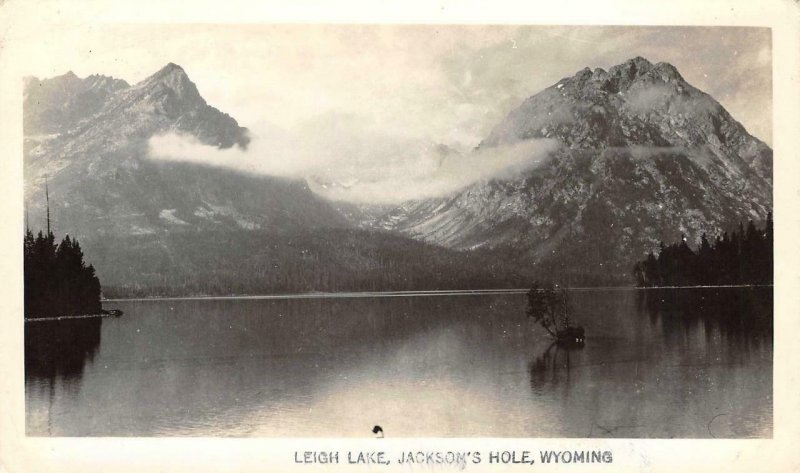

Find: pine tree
[634,214,773,288]
[24,231,102,318]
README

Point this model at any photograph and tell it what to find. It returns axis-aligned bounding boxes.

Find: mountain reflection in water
[25,289,771,437]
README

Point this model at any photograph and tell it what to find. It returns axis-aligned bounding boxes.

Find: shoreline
[25,313,113,323]
[101,284,772,302]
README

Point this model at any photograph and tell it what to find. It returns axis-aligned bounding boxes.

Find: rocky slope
[24,64,347,242]
[24,57,773,289]
[24,71,130,136]
[364,57,772,281]
[23,64,354,290]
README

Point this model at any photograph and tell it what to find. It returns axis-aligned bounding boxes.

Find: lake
[25,288,772,437]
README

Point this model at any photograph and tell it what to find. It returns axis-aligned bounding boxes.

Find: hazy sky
[13,24,772,202]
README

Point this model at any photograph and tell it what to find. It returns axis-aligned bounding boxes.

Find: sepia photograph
[20,24,774,438]
[2,1,799,471]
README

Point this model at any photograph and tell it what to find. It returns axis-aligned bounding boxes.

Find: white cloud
[23,24,772,204]
[147,121,559,204]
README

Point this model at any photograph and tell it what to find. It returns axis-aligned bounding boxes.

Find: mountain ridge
[23,63,352,291]
[23,57,773,290]
[359,57,772,281]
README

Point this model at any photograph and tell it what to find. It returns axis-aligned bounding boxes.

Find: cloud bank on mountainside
[147,121,560,204]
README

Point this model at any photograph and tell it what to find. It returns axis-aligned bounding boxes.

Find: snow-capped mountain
[362,57,772,280]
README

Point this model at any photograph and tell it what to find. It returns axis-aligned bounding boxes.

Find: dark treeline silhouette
[632,213,773,287]
[24,230,102,318]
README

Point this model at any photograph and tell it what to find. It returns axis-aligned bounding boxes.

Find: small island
[527,282,586,347]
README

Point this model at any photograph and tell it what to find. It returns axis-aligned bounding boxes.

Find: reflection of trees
[25,318,102,382]
[638,287,772,345]
[529,341,584,393]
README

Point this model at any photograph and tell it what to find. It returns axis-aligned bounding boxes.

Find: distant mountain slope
[24,72,130,135]
[23,64,358,292]
[363,57,772,280]
[24,64,348,241]
[23,63,536,294]
[24,57,773,291]
[98,228,534,297]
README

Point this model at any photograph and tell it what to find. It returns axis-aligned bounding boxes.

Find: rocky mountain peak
[85,74,130,92]
[24,71,132,134]
[560,57,684,95]
[651,61,683,81]
[479,55,769,161]
[148,62,188,82]
[23,63,346,275]
[25,61,251,192]
[605,57,684,92]
[371,56,772,281]
[27,70,83,94]
[132,62,205,109]
[608,56,653,77]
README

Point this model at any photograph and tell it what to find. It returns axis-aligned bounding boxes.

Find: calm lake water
[25,288,772,437]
